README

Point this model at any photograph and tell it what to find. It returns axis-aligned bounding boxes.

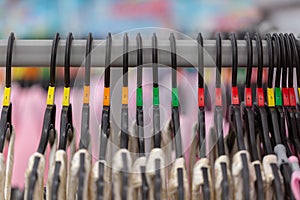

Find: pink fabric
[292,171,300,200]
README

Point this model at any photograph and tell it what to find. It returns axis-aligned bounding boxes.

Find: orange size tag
[83,86,90,104]
[122,87,128,105]
[103,87,110,106]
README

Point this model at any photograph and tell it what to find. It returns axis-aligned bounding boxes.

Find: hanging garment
[262,154,284,200]
[24,130,57,200]
[146,148,167,200]
[67,149,91,200]
[214,155,233,200]
[46,129,76,200]
[231,150,256,199]
[192,157,214,200]
[112,149,133,200]
[130,156,148,200]
[168,157,189,200]
[0,128,15,200]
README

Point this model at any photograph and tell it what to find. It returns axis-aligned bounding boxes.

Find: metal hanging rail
[0,39,296,67]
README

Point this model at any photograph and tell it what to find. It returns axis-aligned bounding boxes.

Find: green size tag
[275,87,282,106]
[136,87,143,107]
[153,87,159,106]
[172,88,179,107]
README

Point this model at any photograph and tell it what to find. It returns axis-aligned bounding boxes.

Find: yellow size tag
[62,87,70,106]
[122,87,128,105]
[83,86,90,104]
[298,88,300,99]
[103,87,110,106]
[2,87,10,107]
[46,86,55,105]
[267,88,275,107]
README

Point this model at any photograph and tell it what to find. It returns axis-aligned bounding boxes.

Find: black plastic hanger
[154,159,161,200]
[79,32,93,150]
[97,33,112,200]
[255,33,283,199]
[152,33,161,149]
[227,32,246,151]
[197,33,206,158]
[241,32,264,200]
[226,32,250,200]
[121,152,129,200]
[98,33,112,161]
[253,33,273,156]
[197,33,210,200]
[288,33,300,151]
[0,32,15,153]
[52,32,75,200]
[152,33,163,199]
[169,33,184,199]
[120,33,129,149]
[272,33,293,156]
[37,33,59,154]
[284,33,300,157]
[27,33,60,200]
[267,33,294,199]
[278,33,300,156]
[77,33,93,200]
[169,33,183,159]
[177,168,184,200]
[265,33,282,148]
[58,32,74,151]
[136,33,145,156]
[140,166,149,200]
[214,33,229,199]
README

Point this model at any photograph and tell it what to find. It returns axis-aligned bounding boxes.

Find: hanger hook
[169,33,178,88]
[216,33,222,88]
[197,33,204,89]
[266,33,274,88]
[229,32,238,87]
[283,33,293,88]
[6,32,15,88]
[104,32,112,88]
[272,33,282,88]
[279,33,287,88]
[85,33,93,87]
[245,32,253,88]
[289,33,300,88]
[254,33,263,88]
[65,33,74,88]
[123,32,129,87]
[50,33,60,87]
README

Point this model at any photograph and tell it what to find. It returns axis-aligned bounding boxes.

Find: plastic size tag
[198,88,204,107]
[267,88,275,107]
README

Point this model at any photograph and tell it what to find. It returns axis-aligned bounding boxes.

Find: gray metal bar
[0,39,270,67]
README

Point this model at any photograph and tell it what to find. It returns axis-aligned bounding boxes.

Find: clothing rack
[0,39,292,67]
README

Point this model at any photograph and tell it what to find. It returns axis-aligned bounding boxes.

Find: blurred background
[0,0,299,83]
[1,0,300,189]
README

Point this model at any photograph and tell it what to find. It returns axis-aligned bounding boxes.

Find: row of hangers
[0,31,299,199]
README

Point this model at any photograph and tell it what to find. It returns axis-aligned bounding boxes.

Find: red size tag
[245,88,252,107]
[215,88,222,106]
[198,88,205,107]
[256,88,265,107]
[282,88,290,106]
[289,88,296,106]
[231,87,240,105]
